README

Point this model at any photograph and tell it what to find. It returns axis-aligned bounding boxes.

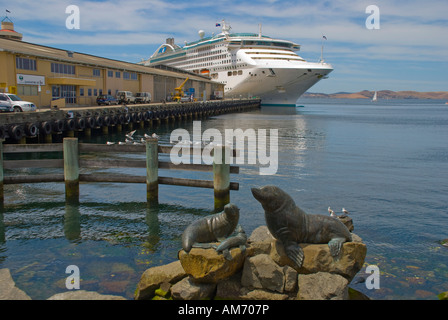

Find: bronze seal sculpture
[251,185,352,269]
[182,203,240,253]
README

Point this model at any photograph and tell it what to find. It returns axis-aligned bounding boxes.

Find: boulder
[135,260,186,300]
[0,268,31,300]
[246,225,272,256]
[297,272,349,300]
[337,215,354,232]
[270,234,366,280]
[241,254,292,293]
[47,290,126,300]
[215,274,289,300]
[178,246,245,283]
[170,277,216,300]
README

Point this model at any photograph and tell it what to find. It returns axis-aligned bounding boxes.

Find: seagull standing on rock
[342,208,349,215]
[328,206,337,217]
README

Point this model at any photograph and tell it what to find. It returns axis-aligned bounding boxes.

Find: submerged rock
[0,268,31,300]
[47,290,126,300]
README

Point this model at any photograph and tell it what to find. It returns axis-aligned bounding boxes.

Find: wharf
[0,99,261,143]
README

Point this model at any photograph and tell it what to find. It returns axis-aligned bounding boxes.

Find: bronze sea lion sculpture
[215,224,247,260]
[182,203,240,252]
[251,185,352,269]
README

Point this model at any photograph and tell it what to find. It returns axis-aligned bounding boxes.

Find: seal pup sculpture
[182,203,240,253]
[215,224,247,260]
[251,185,352,269]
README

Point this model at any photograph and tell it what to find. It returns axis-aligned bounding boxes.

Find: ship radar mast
[218,20,231,37]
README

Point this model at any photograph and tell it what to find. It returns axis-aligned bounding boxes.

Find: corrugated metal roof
[0,37,217,83]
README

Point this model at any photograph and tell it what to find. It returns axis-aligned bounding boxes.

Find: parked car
[135,92,152,104]
[96,94,118,105]
[116,91,136,104]
[0,93,37,112]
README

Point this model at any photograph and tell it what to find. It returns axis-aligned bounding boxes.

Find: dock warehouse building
[0,20,223,108]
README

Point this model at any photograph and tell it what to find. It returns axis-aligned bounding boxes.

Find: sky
[1,0,447,93]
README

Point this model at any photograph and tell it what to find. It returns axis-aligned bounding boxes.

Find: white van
[116,91,136,104]
[135,92,151,104]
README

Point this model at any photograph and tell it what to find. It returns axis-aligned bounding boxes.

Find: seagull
[328,206,336,217]
[125,130,137,139]
[106,141,115,145]
[151,133,159,139]
[342,208,350,215]
[144,133,151,139]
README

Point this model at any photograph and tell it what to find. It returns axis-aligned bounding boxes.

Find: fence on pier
[0,138,239,210]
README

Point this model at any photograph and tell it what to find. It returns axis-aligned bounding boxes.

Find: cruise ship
[142,21,333,107]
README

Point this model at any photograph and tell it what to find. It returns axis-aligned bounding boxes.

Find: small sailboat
[372,91,378,102]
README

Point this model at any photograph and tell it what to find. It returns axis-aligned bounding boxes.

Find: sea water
[0,98,447,300]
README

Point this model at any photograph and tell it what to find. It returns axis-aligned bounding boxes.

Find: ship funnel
[166,38,175,45]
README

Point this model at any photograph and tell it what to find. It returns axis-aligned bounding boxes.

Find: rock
[178,246,245,283]
[215,274,248,299]
[154,282,171,299]
[283,265,298,292]
[243,289,289,300]
[47,290,126,300]
[438,291,448,300]
[215,274,289,300]
[440,239,448,247]
[241,254,286,293]
[0,268,31,300]
[348,287,370,300]
[171,277,216,300]
[297,272,348,300]
[246,226,272,256]
[135,260,187,300]
[337,215,354,232]
[270,234,367,280]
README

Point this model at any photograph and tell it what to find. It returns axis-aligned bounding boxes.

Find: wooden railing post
[146,137,159,203]
[213,145,230,211]
[63,138,79,203]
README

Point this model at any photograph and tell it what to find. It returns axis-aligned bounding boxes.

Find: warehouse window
[51,63,75,75]
[16,57,37,71]
[17,85,38,96]
[123,72,130,80]
[93,69,101,77]
[108,70,113,77]
[115,71,121,78]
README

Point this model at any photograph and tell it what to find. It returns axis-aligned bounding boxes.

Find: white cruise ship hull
[224,63,332,107]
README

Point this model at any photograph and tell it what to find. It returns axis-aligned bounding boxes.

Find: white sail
[372,91,378,102]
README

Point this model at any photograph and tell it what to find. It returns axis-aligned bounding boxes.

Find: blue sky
[1,0,447,93]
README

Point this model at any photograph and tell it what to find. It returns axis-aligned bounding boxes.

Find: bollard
[63,138,79,203]
[213,145,230,211]
[146,137,158,204]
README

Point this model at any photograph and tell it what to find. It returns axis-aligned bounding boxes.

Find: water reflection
[64,202,81,241]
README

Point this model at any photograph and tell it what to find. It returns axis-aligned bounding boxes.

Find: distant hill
[303,90,448,100]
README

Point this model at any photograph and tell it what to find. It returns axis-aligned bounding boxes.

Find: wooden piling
[63,138,79,203]
[213,145,230,211]
[146,137,158,203]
